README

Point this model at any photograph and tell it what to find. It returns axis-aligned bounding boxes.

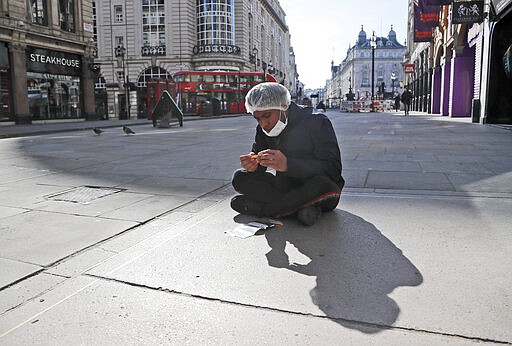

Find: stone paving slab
[0,206,27,220]
[84,195,511,343]
[448,171,512,193]
[0,273,65,314]
[0,183,70,209]
[0,278,483,345]
[33,191,193,223]
[0,210,137,267]
[366,171,454,190]
[0,259,42,290]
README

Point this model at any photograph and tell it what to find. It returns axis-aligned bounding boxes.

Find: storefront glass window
[27,72,81,120]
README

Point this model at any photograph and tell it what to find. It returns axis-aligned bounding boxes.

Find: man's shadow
[263,209,423,333]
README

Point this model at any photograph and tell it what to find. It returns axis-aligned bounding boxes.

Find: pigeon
[123,125,135,135]
[93,127,104,135]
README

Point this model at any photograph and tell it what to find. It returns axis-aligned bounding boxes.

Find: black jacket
[251,103,344,189]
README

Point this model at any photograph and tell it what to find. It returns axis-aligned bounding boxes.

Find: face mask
[263,111,287,137]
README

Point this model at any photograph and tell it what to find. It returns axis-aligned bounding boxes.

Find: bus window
[203,74,215,82]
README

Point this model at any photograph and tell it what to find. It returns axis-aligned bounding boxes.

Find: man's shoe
[230,195,262,216]
[296,206,322,226]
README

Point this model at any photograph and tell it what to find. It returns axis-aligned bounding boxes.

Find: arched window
[137,67,172,88]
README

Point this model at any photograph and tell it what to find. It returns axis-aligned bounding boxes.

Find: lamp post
[370,31,377,102]
[115,45,130,119]
[249,47,258,72]
[391,72,396,95]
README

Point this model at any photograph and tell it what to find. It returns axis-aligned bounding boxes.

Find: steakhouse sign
[27,47,81,76]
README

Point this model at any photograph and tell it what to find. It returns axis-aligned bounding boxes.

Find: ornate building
[93,0,297,119]
[325,25,406,108]
[0,0,95,124]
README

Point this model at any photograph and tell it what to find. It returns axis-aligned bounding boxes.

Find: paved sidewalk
[0,113,244,138]
[0,110,511,345]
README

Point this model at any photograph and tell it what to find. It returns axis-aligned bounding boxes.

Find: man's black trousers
[232,169,341,217]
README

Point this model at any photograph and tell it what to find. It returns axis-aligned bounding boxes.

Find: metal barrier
[341,100,394,113]
[341,100,371,113]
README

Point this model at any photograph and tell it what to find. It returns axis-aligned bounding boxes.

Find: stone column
[82,56,97,120]
[8,43,30,124]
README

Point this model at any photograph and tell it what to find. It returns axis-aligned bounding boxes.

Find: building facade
[0,0,95,124]
[93,0,297,119]
[326,25,406,108]
[404,0,512,124]
[482,0,512,123]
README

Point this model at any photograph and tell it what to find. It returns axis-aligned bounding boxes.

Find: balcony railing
[141,45,166,56]
[192,44,241,56]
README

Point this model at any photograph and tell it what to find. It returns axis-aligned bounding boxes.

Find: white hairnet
[245,82,291,114]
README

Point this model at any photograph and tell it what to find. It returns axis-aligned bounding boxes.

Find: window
[115,36,124,47]
[30,0,48,25]
[142,0,165,48]
[137,67,171,87]
[114,5,123,22]
[196,0,235,46]
[59,0,75,32]
[27,72,81,120]
[92,1,98,47]
[361,71,369,87]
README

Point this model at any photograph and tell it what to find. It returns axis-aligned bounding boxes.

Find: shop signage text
[27,47,81,76]
[452,1,484,24]
[405,64,415,74]
[30,53,80,68]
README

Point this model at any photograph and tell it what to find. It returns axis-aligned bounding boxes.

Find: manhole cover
[47,186,124,204]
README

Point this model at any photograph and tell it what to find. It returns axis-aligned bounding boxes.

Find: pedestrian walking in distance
[394,94,401,112]
[123,126,135,135]
[231,82,344,226]
[401,89,413,116]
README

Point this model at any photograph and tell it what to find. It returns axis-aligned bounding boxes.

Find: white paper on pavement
[226,219,283,239]
[226,224,262,239]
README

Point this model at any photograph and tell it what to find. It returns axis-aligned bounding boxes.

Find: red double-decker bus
[173,70,276,115]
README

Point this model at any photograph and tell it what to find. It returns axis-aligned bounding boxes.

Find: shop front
[26,47,82,121]
[485,0,512,123]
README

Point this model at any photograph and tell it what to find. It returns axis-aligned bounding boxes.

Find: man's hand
[240,153,259,172]
[258,149,288,172]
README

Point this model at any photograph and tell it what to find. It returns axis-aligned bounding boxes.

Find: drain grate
[47,186,125,204]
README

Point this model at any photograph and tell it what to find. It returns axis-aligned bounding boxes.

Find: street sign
[405,64,415,74]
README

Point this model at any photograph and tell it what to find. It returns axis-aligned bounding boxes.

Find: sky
[278,0,409,89]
